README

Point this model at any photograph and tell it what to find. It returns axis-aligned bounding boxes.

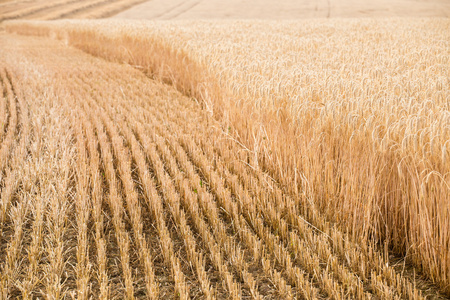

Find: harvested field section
[113,0,450,19]
[0,0,146,21]
[0,43,74,298]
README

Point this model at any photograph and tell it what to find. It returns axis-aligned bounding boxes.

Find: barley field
[1,0,449,299]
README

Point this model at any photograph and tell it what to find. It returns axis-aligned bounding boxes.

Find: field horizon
[113,0,450,19]
[0,1,449,299]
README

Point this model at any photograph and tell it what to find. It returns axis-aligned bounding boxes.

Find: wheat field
[0,0,147,21]
[1,1,449,299]
[112,0,450,19]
